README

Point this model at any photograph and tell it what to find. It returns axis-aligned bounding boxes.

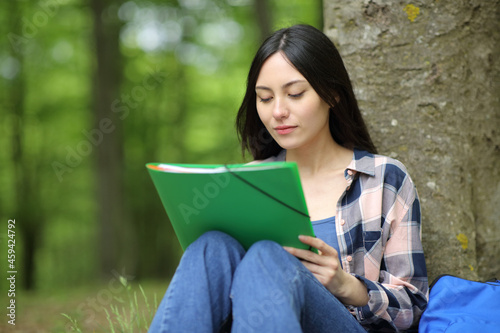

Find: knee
[239,240,293,272]
[248,240,283,257]
[196,230,236,244]
[187,231,245,258]
[232,240,301,296]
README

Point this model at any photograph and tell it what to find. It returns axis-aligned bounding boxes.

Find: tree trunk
[90,0,131,278]
[7,0,43,290]
[254,0,273,42]
[323,0,500,281]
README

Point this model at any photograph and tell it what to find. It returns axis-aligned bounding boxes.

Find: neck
[286,135,353,176]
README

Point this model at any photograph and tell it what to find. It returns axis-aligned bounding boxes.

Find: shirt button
[347,256,353,262]
[340,219,346,226]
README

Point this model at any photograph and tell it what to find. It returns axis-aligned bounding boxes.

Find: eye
[289,91,304,99]
[259,96,273,103]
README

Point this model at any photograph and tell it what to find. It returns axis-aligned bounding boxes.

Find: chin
[274,139,302,151]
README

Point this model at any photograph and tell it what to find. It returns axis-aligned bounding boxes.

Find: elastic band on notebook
[224,165,310,218]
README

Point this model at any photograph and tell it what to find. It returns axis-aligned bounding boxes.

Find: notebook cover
[146,162,315,251]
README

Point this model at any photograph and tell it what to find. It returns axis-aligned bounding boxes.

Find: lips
[274,125,297,135]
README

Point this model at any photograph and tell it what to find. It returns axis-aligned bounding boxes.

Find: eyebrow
[255,79,307,91]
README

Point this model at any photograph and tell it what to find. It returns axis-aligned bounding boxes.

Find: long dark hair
[236,24,377,160]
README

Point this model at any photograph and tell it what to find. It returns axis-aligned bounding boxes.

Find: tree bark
[324,0,500,281]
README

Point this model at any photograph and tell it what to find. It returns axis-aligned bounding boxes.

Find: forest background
[0,0,323,331]
[1,0,499,332]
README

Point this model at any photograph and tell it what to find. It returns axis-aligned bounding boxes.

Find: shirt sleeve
[352,171,429,332]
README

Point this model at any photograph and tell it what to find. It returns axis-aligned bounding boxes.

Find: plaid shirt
[268,149,428,332]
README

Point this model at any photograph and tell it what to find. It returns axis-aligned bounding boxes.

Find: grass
[0,279,168,333]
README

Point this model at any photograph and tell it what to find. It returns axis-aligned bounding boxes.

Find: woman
[149,24,428,332]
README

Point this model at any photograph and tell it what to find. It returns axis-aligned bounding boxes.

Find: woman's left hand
[284,235,369,307]
[283,235,348,296]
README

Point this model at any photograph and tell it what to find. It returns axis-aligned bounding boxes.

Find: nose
[272,98,289,120]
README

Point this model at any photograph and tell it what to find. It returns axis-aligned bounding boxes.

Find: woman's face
[255,52,331,151]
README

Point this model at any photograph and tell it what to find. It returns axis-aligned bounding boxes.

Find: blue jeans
[148,231,366,333]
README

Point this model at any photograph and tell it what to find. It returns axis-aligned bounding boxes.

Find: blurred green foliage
[0,0,322,294]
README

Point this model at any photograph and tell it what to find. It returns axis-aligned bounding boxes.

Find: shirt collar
[275,149,376,177]
[345,149,376,177]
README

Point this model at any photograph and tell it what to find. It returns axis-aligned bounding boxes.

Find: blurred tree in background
[0,0,322,296]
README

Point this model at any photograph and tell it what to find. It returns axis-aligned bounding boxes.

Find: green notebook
[146,162,316,251]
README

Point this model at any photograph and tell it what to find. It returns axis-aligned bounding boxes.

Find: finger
[283,246,311,259]
[300,261,331,287]
[298,235,338,257]
[283,246,326,265]
[300,259,325,275]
